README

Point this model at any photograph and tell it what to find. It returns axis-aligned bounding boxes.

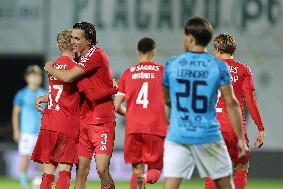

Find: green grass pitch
[1,177,282,189]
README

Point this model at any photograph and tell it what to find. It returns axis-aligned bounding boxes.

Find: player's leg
[192,141,234,189]
[47,132,77,189]
[19,133,36,189]
[163,141,195,189]
[19,154,30,189]
[132,163,145,189]
[75,125,94,189]
[55,164,72,189]
[233,132,250,189]
[164,177,182,189]
[94,122,116,189]
[214,176,234,189]
[41,163,56,189]
[234,162,249,189]
[75,156,91,189]
[142,134,164,185]
[205,177,217,189]
[95,154,115,189]
[205,131,234,189]
[124,133,143,189]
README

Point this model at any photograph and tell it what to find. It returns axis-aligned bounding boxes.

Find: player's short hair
[57,30,72,52]
[137,37,156,54]
[184,16,213,47]
[73,22,97,45]
[213,33,237,55]
[24,65,42,78]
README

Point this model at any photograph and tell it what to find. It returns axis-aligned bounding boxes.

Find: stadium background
[0,0,282,188]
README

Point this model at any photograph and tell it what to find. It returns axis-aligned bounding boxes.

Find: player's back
[41,55,80,139]
[119,61,167,137]
[163,52,231,144]
[217,59,254,132]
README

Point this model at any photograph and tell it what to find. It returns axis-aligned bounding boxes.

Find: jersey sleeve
[218,60,232,86]
[242,65,255,91]
[162,60,170,88]
[117,72,126,95]
[76,48,105,73]
[13,90,23,107]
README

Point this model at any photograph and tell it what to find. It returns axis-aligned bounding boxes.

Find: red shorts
[76,121,115,160]
[222,130,251,165]
[124,133,164,170]
[31,129,77,165]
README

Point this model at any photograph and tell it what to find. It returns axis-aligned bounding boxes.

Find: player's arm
[84,87,118,101]
[220,84,248,158]
[44,61,85,83]
[162,86,171,107]
[83,78,118,101]
[35,95,48,113]
[243,88,265,148]
[113,94,126,116]
[11,105,21,143]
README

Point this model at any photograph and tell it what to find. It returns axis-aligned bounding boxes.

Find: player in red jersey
[205,33,265,189]
[32,30,80,189]
[44,22,117,189]
[114,38,167,189]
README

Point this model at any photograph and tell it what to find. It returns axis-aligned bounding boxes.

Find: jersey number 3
[136,82,149,109]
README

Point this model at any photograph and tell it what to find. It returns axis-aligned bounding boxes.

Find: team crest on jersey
[100,145,107,151]
[179,59,188,66]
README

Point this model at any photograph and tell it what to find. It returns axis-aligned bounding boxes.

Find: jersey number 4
[48,85,63,111]
[136,82,149,109]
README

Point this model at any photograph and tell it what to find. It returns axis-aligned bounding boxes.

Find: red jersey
[76,46,115,125]
[118,61,167,137]
[216,59,255,133]
[41,56,80,139]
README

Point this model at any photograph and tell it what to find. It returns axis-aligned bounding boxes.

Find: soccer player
[114,37,167,189]
[162,16,248,189]
[44,22,117,189]
[31,30,80,189]
[205,33,265,189]
[12,65,45,189]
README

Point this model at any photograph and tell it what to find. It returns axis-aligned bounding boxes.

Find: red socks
[144,169,161,184]
[234,169,248,189]
[205,177,217,189]
[40,174,55,189]
[101,183,115,189]
[55,171,71,189]
[130,173,138,189]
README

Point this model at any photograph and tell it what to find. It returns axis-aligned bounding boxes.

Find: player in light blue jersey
[162,17,248,189]
[12,65,46,189]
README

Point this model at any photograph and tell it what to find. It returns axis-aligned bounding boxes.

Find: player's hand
[13,130,20,143]
[254,130,265,149]
[44,61,54,73]
[237,138,249,158]
[35,96,47,113]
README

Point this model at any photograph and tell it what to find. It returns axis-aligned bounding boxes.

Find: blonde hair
[57,30,72,52]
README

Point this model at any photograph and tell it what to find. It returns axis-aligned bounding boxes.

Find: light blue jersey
[163,52,231,144]
[13,87,46,135]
